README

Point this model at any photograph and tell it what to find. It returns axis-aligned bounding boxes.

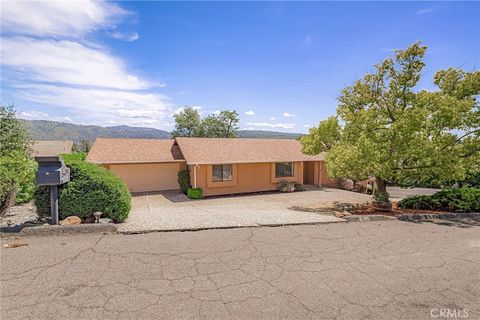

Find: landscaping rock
[334,211,345,218]
[99,218,113,224]
[59,216,81,225]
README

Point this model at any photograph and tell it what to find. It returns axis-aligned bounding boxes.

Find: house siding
[189,162,305,197]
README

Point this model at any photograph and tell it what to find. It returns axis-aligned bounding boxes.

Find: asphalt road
[1,220,479,320]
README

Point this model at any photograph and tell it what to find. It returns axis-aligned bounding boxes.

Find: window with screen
[275,162,294,178]
[212,164,233,182]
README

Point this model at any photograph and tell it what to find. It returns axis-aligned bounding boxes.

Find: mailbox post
[35,156,70,225]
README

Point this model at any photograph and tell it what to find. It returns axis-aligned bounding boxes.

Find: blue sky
[1,1,479,133]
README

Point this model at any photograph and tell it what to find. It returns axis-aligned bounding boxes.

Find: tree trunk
[375,177,389,200]
[0,185,17,216]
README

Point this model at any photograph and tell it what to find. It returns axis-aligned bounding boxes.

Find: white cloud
[0,0,173,129]
[213,110,221,115]
[108,31,139,42]
[1,37,155,90]
[246,122,296,129]
[416,8,436,15]
[269,117,276,121]
[173,105,202,116]
[0,0,128,38]
[282,112,297,117]
[19,110,73,123]
[304,124,311,128]
[245,110,255,116]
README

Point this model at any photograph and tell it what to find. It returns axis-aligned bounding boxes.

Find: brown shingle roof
[175,137,324,165]
[32,140,73,157]
[86,138,184,164]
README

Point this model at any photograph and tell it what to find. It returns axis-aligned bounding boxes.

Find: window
[212,164,233,182]
[275,162,294,178]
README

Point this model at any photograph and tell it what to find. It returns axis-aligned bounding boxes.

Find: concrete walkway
[118,188,373,233]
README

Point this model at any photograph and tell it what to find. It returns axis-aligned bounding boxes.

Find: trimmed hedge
[178,169,189,194]
[34,158,131,222]
[187,188,203,199]
[398,188,480,213]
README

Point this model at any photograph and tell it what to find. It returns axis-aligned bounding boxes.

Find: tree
[301,42,480,201]
[201,110,239,138]
[172,107,239,138]
[171,107,203,137]
[0,104,35,214]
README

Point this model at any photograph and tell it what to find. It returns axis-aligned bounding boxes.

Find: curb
[17,224,117,237]
[396,212,480,222]
[344,215,398,222]
[118,219,347,235]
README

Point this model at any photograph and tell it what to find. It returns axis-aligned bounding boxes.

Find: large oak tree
[301,42,480,201]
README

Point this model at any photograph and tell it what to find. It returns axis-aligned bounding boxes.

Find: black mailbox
[35,156,70,186]
[34,156,71,225]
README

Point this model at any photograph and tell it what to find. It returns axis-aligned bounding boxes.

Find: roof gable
[86,138,183,164]
[32,140,73,157]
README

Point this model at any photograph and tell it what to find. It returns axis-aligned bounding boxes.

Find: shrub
[0,152,37,213]
[62,152,86,162]
[398,188,480,213]
[187,188,203,199]
[294,183,305,191]
[178,169,190,194]
[277,181,295,192]
[34,158,131,222]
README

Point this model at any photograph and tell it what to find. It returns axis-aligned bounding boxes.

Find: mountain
[237,130,302,139]
[24,120,171,144]
[24,120,303,144]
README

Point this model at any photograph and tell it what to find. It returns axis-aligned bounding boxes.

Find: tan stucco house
[86,137,337,196]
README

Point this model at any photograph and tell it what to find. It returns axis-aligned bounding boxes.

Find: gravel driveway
[118,187,372,233]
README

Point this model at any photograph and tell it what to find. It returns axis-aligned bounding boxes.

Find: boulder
[59,216,81,225]
[99,218,113,224]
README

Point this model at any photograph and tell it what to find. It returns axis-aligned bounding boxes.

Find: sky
[1,1,479,133]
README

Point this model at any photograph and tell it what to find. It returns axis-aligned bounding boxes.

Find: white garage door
[109,163,181,193]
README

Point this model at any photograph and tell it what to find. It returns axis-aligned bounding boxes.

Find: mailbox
[35,156,70,186]
[34,156,70,225]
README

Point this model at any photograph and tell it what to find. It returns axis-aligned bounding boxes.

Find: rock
[84,216,95,224]
[59,216,81,225]
[342,211,352,216]
[99,218,113,224]
[334,211,345,218]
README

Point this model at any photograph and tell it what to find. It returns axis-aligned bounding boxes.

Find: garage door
[109,163,181,192]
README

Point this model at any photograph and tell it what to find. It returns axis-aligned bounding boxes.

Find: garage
[109,162,182,193]
[86,138,186,193]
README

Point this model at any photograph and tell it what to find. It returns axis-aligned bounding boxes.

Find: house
[86,137,337,196]
[32,140,74,157]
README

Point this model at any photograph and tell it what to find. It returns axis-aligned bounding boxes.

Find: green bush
[187,188,203,199]
[277,181,295,192]
[62,152,86,162]
[398,188,480,213]
[34,158,131,222]
[178,169,190,194]
[294,183,305,191]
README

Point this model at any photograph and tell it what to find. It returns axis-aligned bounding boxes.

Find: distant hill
[24,120,171,144]
[24,120,303,144]
[237,130,302,139]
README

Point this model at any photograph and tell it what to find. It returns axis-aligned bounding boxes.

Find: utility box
[35,156,70,186]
